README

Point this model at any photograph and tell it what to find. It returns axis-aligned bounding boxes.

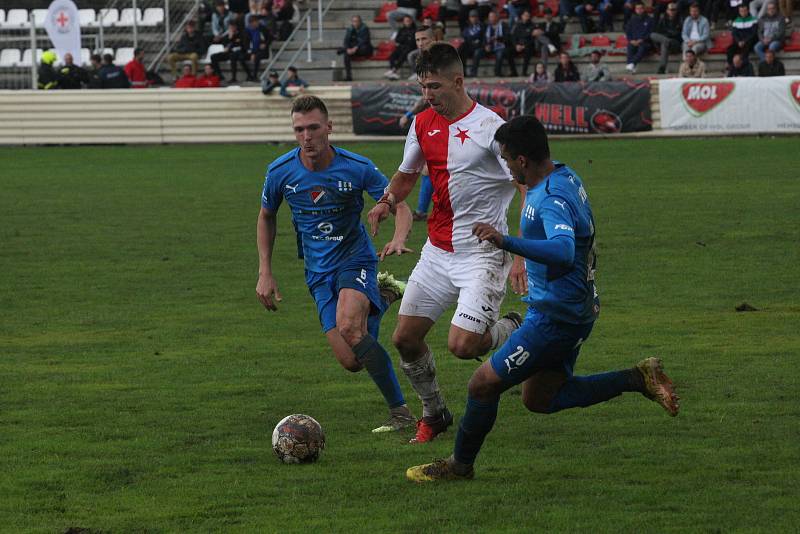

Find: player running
[368,43,527,444]
[406,115,680,482]
[257,95,416,433]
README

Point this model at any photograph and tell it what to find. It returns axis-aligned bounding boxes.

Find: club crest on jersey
[454,127,471,144]
[310,186,326,204]
[337,180,353,192]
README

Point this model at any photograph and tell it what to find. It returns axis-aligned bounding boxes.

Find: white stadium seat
[3,9,29,28]
[97,8,119,27]
[114,47,134,66]
[0,10,5,25]
[116,8,142,27]
[80,48,91,65]
[0,48,21,68]
[203,44,225,63]
[79,9,96,27]
[19,48,44,68]
[141,7,164,27]
[31,9,48,27]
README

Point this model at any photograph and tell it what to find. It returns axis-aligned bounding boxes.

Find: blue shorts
[306,261,387,335]
[490,308,595,385]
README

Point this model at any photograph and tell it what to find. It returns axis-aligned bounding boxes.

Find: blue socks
[453,395,499,466]
[352,334,406,409]
[416,175,433,214]
[547,369,640,413]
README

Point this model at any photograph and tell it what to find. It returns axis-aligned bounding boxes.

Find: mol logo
[791,81,800,111]
[681,82,735,116]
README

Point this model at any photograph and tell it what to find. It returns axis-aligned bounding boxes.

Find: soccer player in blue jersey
[406,115,680,481]
[257,95,417,433]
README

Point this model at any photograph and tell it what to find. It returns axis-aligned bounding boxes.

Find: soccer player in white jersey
[368,43,527,444]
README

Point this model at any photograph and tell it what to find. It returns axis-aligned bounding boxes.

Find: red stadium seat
[609,34,628,55]
[534,0,558,16]
[421,2,440,20]
[591,35,611,47]
[371,40,397,60]
[374,2,396,23]
[784,30,800,52]
[708,31,733,53]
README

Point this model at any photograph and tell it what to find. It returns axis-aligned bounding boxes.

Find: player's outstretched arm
[379,200,414,260]
[367,170,419,237]
[256,207,283,311]
[472,222,575,268]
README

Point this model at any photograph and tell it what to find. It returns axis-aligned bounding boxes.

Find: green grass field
[1,138,799,533]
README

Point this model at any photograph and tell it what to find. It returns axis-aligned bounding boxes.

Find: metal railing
[148,0,199,72]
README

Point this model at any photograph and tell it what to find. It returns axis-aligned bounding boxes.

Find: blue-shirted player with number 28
[407,115,680,482]
[257,95,416,433]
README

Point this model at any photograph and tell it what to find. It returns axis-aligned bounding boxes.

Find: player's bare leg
[333,289,415,432]
[447,311,523,360]
[393,314,453,443]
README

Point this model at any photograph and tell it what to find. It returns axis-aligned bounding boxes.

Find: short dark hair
[291,95,328,117]
[416,42,463,78]
[90,53,102,63]
[134,47,143,55]
[689,2,700,8]
[288,66,298,73]
[102,53,113,64]
[494,115,550,163]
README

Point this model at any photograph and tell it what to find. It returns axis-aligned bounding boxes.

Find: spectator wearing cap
[754,2,785,62]
[625,2,654,73]
[678,48,706,76]
[511,10,536,76]
[280,66,308,97]
[125,48,150,89]
[174,64,198,87]
[195,64,222,87]
[727,4,758,66]
[757,48,784,75]
[385,15,417,80]
[460,9,486,76]
[262,70,281,94]
[651,2,683,73]
[583,50,612,81]
[532,8,562,69]
[554,51,580,81]
[58,53,87,89]
[168,21,205,78]
[339,15,373,82]
[38,51,59,90]
[682,3,710,54]
[726,52,755,75]
[99,53,131,88]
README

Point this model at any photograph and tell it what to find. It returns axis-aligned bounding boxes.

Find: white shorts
[398,240,513,334]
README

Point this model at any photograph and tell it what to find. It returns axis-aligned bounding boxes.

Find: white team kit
[398,101,517,333]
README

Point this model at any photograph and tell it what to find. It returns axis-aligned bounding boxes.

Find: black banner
[350,81,651,135]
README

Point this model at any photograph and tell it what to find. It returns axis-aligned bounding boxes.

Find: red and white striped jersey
[399,101,516,253]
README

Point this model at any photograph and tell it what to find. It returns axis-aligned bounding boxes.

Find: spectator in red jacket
[124,48,149,89]
[195,64,222,87]
[174,64,198,88]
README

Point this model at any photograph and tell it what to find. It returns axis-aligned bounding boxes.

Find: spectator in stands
[532,8,562,69]
[438,0,461,29]
[124,48,150,89]
[387,0,422,36]
[58,53,86,90]
[385,15,417,79]
[99,53,131,89]
[274,0,299,40]
[625,2,654,73]
[262,69,281,93]
[212,0,233,43]
[530,61,550,81]
[175,64,199,87]
[168,21,205,78]
[460,0,489,30]
[651,2,683,73]
[678,48,706,75]
[776,0,793,24]
[511,9,536,77]
[407,25,438,76]
[37,51,59,90]
[339,15,373,82]
[481,10,517,76]
[727,4,758,66]
[726,51,755,74]
[576,0,601,33]
[245,14,272,81]
[754,2,785,62]
[505,0,530,26]
[212,21,252,82]
[86,54,103,89]
[748,0,770,21]
[598,0,625,31]
[554,51,580,81]
[461,9,486,76]
[682,3,711,54]
[228,0,250,24]
[280,66,308,97]
[583,49,612,80]
[758,48,785,74]
[559,0,579,25]
[195,63,222,87]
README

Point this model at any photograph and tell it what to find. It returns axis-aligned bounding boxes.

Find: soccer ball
[272,414,325,464]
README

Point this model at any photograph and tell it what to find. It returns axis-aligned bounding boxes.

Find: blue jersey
[261,147,389,273]
[520,163,599,324]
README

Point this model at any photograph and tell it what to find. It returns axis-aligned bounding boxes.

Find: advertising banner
[352,81,651,135]
[659,77,800,133]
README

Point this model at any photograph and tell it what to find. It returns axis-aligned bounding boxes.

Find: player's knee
[392,329,419,358]
[337,321,365,348]
[448,336,482,359]
[467,369,502,402]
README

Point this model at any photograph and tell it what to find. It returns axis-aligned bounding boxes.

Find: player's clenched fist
[472,223,504,248]
[256,274,282,311]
